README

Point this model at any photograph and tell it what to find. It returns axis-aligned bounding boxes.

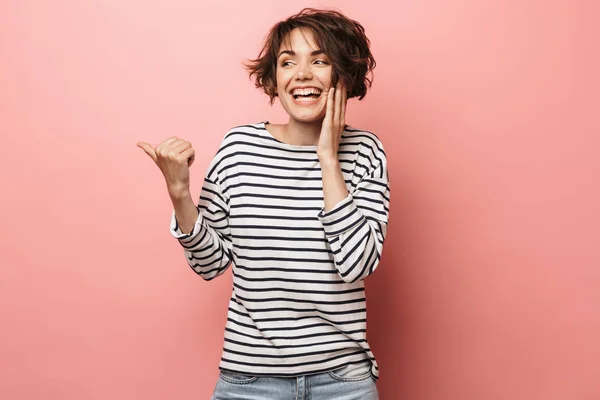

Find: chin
[292,114,325,123]
[286,106,326,124]
[280,97,326,124]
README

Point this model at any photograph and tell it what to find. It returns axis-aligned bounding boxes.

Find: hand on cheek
[317,83,347,161]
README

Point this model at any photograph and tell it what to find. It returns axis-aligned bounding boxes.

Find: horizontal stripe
[220,349,365,368]
[224,337,361,350]
[232,282,365,295]
[224,326,367,342]
[234,294,366,306]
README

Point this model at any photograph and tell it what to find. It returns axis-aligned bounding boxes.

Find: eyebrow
[278,50,325,58]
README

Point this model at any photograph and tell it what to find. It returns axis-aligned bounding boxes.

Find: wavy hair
[244,8,376,104]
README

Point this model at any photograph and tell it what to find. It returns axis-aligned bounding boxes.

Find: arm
[169,189,199,235]
[320,158,349,212]
[317,85,390,283]
[170,176,233,281]
[137,136,232,281]
[318,155,390,283]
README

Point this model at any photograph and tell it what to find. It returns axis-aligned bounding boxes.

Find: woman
[138,8,389,400]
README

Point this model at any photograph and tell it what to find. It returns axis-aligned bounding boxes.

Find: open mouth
[291,87,322,102]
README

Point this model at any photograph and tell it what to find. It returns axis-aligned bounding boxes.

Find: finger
[156,136,179,154]
[171,140,191,156]
[157,139,187,159]
[334,83,342,126]
[137,141,157,163]
[325,87,335,125]
[340,85,347,128]
[180,147,195,167]
[163,136,179,144]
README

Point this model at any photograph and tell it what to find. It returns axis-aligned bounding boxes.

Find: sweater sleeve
[317,151,390,283]
[170,176,233,280]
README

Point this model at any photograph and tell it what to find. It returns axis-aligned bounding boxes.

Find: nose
[295,64,313,80]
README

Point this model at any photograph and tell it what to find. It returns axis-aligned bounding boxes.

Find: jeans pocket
[219,369,259,384]
[328,359,373,382]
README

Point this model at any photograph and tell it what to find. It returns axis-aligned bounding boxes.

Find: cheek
[275,73,290,94]
[317,69,333,87]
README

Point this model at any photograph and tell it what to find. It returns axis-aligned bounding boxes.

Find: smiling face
[275,28,333,123]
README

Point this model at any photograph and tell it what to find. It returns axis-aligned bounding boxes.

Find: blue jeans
[211,360,379,400]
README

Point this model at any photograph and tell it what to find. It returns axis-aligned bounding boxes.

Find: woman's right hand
[137,137,196,198]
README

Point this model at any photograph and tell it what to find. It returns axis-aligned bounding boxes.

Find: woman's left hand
[317,83,347,161]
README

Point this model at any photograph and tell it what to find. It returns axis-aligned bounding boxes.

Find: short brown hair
[244,8,376,104]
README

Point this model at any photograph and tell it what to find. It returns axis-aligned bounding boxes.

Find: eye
[281,60,294,67]
[314,60,329,65]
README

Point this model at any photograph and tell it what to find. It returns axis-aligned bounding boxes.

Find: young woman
[138,8,389,400]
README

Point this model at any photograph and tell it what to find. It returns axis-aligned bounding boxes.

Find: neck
[281,118,323,146]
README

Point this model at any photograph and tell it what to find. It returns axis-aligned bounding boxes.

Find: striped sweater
[169,122,390,380]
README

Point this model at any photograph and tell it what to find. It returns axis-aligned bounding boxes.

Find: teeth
[292,88,321,96]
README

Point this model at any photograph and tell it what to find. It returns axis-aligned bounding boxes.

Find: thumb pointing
[137,141,157,163]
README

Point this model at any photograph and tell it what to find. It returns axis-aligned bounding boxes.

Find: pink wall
[1,0,598,399]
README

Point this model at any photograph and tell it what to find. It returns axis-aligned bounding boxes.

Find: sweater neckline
[260,121,320,150]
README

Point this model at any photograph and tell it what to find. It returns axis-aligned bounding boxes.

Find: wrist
[168,185,191,201]
[318,156,340,169]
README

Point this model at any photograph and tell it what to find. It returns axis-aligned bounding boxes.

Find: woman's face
[275,28,333,123]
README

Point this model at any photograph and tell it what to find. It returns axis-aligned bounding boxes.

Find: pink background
[1,0,599,399]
